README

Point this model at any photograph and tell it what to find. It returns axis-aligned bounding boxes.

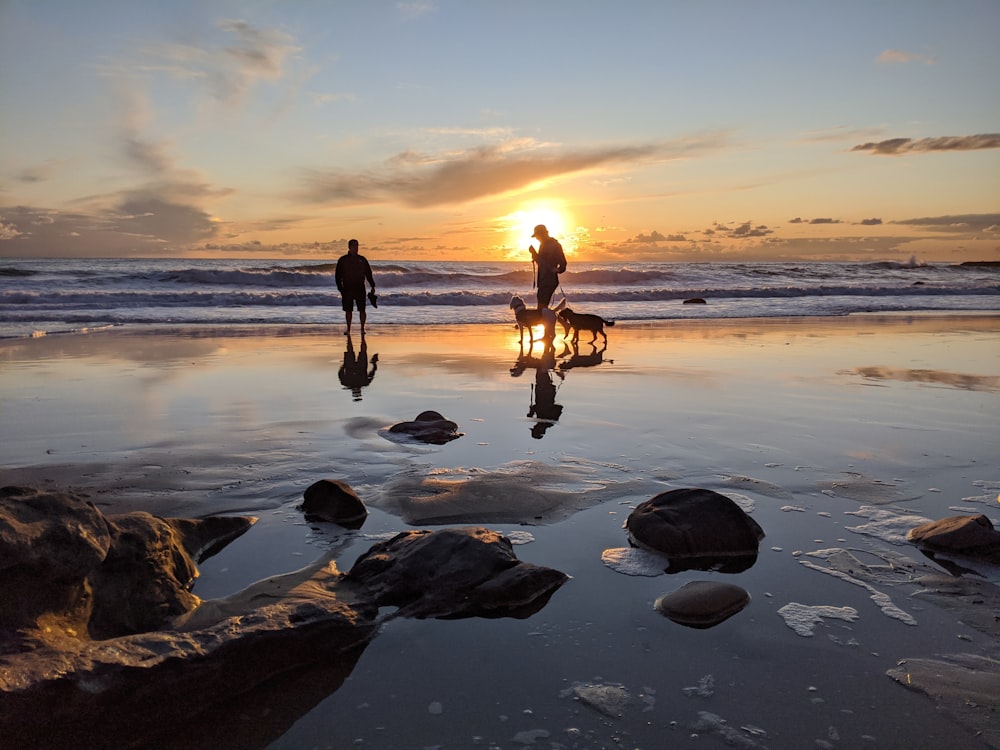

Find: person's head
[531,224,549,240]
[348,239,359,253]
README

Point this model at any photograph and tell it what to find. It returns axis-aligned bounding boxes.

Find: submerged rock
[654,580,750,629]
[301,478,368,528]
[625,488,765,573]
[387,409,464,444]
[563,681,632,718]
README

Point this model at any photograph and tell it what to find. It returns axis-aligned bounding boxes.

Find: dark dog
[509,295,556,344]
[557,307,615,344]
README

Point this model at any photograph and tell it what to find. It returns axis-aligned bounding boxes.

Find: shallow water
[2,316,999,748]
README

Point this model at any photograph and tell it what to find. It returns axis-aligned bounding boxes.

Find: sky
[1,1,998,263]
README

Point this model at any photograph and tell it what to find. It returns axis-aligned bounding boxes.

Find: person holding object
[335,238,376,337]
[528,224,566,308]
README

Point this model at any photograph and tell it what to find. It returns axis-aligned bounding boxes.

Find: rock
[1,501,568,750]
[907,514,1000,564]
[683,297,707,304]
[567,682,631,718]
[387,410,464,444]
[887,653,1000,748]
[654,580,750,628]
[346,527,569,619]
[0,486,257,646]
[301,478,368,528]
[625,488,765,573]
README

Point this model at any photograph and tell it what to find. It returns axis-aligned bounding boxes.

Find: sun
[500,201,576,259]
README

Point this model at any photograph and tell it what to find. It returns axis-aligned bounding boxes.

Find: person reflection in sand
[338,336,378,401]
[511,342,564,439]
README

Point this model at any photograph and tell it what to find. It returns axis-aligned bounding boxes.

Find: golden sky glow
[0,2,998,263]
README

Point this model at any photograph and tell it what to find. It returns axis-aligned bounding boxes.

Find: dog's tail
[606,319,616,327]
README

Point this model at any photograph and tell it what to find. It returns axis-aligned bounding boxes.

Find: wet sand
[2,314,999,748]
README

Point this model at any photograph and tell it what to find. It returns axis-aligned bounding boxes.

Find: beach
[2,314,999,748]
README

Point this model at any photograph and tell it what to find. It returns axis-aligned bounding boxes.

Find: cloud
[112,19,302,108]
[877,49,935,65]
[298,133,731,208]
[629,230,668,243]
[397,2,437,20]
[809,217,841,225]
[851,134,1000,155]
[13,160,72,184]
[894,214,1000,233]
[859,218,882,226]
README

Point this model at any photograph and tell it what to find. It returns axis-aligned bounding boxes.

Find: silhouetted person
[335,239,376,337]
[338,337,378,401]
[528,224,566,308]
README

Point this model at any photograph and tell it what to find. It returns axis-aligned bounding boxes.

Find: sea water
[1,257,998,338]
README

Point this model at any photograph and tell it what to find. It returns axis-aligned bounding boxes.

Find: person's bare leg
[360,309,367,337]
[344,310,353,336]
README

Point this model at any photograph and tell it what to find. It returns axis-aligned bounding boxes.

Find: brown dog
[556,307,615,344]
[509,295,556,344]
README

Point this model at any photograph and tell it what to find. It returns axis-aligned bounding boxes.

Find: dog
[556,307,615,344]
[509,295,556,345]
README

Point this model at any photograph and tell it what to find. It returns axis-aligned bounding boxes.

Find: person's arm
[334,258,344,293]
[363,257,375,289]
[555,243,567,274]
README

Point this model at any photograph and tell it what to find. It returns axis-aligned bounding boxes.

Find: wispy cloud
[298,133,732,208]
[397,2,437,20]
[894,214,1000,233]
[877,49,936,65]
[107,19,302,108]
[851,134,1000,155]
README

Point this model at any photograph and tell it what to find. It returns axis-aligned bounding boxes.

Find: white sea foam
[778,602,859,637]
[843,506,931,545]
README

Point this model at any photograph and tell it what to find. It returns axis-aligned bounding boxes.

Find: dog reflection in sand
[557,307,615,344]
[509,295,564,345]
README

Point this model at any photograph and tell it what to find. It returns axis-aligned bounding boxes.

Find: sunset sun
[501,201,576,259]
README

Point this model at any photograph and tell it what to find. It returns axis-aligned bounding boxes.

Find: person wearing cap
[528,224,567,308]
[334,238,377,337]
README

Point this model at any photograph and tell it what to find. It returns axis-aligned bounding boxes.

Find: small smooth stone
[654,580,750,629]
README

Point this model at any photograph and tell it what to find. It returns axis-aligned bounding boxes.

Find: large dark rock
[387,410,464,444]
[301,478,368,528]
[654,580,751,629]
[0,486,257,645]
[908,514,1000,564]
[0,488,568,750]
[347,527,569,619]
[625,488,765,573]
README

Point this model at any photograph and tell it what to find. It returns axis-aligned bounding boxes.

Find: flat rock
[887,653,1000,747]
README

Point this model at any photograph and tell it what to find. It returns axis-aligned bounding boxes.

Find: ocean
[1,257,998,339]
